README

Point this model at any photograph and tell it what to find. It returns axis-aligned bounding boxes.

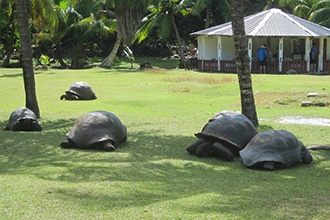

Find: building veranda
[190,8,330,74]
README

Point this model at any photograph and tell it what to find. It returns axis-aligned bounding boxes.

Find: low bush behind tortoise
[60,111,127,151]
[60,81,97,100]
[240,130,313,171]
[187,111,258,161]
[3,107,42,131]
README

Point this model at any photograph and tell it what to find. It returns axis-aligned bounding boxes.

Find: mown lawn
[0,62,329,219]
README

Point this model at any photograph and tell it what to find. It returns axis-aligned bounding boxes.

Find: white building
[190,8,330,73]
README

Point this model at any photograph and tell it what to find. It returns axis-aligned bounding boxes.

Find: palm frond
[309,7,330,27]
[190,0,207,16]
[134,13,157,43]
[157,14,173,39]
[293,5,311,18]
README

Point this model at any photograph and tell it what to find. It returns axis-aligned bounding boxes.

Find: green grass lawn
[0,61,330,219]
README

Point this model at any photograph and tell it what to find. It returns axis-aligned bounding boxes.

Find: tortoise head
[12,118,42,131]
[298,141,313,164]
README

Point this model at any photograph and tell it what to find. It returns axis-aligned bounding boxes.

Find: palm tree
[34,0,115,69]
[15,0,40,118]
[190,0,230,28]
[293,0,315,19]
[293,0,316,19]
[293,0,330,27]
[309,0,330,27]
[263,0,297,11]
[136,0,192,68]
[229,0,258,127]
[0,0,17,67]
[99,0,147,68]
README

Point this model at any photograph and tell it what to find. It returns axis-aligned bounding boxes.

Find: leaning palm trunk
[99,35,122,68]
[55,42,69,69]
[170,12,185,69]
[99,2,144,68]
[15,0,40,118]
[230,0,258,127]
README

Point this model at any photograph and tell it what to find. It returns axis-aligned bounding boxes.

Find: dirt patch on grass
[278,116,330,126]
[162,75,234,84]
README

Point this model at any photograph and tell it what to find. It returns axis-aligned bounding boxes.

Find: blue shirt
[311,46,317,57]
[257,48,268,61]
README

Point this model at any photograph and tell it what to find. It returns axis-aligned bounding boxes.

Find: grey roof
[190,8,330,37]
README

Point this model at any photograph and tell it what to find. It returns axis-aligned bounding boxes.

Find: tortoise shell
[195,111,258,151]
[63,81,97,100]
[66,111,127,149]
[240,130,313,169]
[4,107,42,131]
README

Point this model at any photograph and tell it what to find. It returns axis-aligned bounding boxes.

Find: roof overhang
[190,8,330,38]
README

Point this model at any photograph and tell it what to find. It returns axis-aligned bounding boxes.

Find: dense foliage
[0,0,330,69]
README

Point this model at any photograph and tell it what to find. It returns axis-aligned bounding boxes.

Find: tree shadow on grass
[0,72,22,78]
[0,119,329,218]
[257,123,274,132]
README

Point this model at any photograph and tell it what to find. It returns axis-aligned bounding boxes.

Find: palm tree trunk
[2,15,16,67]
[99,1,145,68]
[170,13,185,68]
[99,35,122,68]
[71,44,82,69]
[230,0,258,127]
[15,0,40,118]
[3,47,13,67]
[205,6,210,28]
[55,42,69,69]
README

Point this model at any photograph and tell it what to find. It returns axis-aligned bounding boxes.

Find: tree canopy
[1,0,330,69]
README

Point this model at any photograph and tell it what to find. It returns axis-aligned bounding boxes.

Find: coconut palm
[262,0,298,11]
[293,0,316,19]
[34,0,115,68]
[99,0,147,68]
[190,0,230,28]
[135,0,192,68]
[309,0,330,27]
[15,0,40,118]
[229,0,259,127]
[0,0,17,67]
[293,0,330,27]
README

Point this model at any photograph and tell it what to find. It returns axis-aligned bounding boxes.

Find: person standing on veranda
[310,43,317,73]
[257,44,269,74]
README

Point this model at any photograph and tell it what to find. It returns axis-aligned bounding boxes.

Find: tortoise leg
[102,142,116,151]
[262,161,275,171]
[195,141,212,157]
[186,138,205,154]
[2,126,9,131]
[301,149,313,164]
[211,142,234,161]
[60,139,76,148]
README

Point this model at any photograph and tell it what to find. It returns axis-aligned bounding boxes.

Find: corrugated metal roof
[190,8,330,37]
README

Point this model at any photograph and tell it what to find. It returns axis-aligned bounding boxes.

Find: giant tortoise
[3,107,42,131]
[186,111,258,161]
[60,111,127,151]
[60,81,97,100]
[240,130,313,171]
